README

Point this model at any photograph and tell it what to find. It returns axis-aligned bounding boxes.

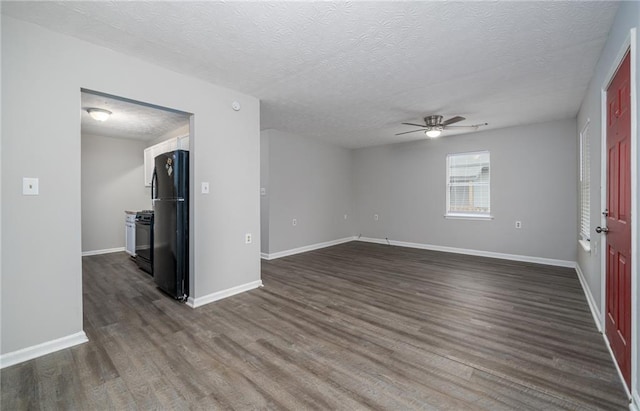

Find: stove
[134,210,154,275]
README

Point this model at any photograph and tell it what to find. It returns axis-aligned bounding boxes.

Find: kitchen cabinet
[143,148,155,187]
[144,135,189,186]
[125,212,136,256]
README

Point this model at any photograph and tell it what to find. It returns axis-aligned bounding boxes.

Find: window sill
[579,239,591,253]
[444,214,494,221]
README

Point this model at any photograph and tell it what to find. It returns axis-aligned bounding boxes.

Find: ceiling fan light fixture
[87,108,112,121]
[396,115,485,138]
[425,127,442,138]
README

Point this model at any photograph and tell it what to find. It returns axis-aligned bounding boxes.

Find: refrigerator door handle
[151,168,157,200]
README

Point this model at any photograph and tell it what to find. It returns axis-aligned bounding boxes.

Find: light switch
[23,177,39,195]
[260,187,266,196]
[201,182,210,194]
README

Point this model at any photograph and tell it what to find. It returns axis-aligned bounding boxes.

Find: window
[579,120,591,248]
[446,151,490,218]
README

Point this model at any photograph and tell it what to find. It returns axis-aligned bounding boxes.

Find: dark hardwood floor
[1,242,629,410]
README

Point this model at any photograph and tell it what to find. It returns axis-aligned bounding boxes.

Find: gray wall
[81,134,151,252]
[2,16,260,355]
[263,129,354,254]
[352,119,578,262]
[577,0,637,311]
[147,123,190,147]
[576,0,639,398]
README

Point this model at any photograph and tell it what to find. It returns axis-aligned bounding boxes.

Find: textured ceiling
[81,91,190,141]
[4,1,619,148]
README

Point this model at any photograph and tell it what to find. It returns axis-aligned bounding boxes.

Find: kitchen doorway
[80,89,194,302]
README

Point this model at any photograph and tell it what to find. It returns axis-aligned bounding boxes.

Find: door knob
[595,226,609,234]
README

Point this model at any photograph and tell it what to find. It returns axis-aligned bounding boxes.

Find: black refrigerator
[152,150,189,301]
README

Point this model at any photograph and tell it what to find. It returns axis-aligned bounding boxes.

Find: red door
[604,50,632,389]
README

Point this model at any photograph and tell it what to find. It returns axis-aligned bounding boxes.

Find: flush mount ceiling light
[87,108,112,121]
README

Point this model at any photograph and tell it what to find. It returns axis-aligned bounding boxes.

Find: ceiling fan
[396,115,488,138]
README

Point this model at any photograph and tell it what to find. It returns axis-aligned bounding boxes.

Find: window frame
[445,150,492,220]
[579,120,591,252]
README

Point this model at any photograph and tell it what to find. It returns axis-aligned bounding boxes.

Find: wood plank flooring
[1,242,629,410]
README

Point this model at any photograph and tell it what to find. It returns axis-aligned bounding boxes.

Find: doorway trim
[599,28,637,402]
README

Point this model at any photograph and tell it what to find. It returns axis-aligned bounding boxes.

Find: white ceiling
[3,1,619,148]
[81,91,190,141]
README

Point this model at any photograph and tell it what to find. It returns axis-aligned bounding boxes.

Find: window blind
[446,151,490,215]
[580,122,591,241]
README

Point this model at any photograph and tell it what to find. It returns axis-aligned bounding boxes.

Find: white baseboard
[630,392,639,411]
[357,237,576,268]
[262,236,356,260]
[82,247,125,257]
[263,236,575,268]
[600,330,634,402]
[575,263,603,332]
[186,280,263,308]
[631,392,640,411]
[0,331,88,369]
[573,266,632,404]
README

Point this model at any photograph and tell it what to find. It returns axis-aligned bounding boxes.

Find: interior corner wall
[352,118,578,262]
[1,16,260,356]
[265,130,354,255]
[260,130,270,254]
[81,134,151,253]
[575,0,640,400]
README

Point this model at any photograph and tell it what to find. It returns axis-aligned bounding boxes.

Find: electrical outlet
[245,233,252,244]
[374,214,379,221]
[515,221,522,229]
[260,187,266,196]
[292,218,297,226]
[23,177,39,195]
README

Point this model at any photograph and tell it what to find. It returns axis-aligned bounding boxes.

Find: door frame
[600,28,637,400]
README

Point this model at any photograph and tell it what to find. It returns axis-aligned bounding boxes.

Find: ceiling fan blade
[395,129,427,136]
[444,123,488,131]
[446,122,488,127]
[442,116,466,126]
[401,122,427,127]
[442,126,477,131]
